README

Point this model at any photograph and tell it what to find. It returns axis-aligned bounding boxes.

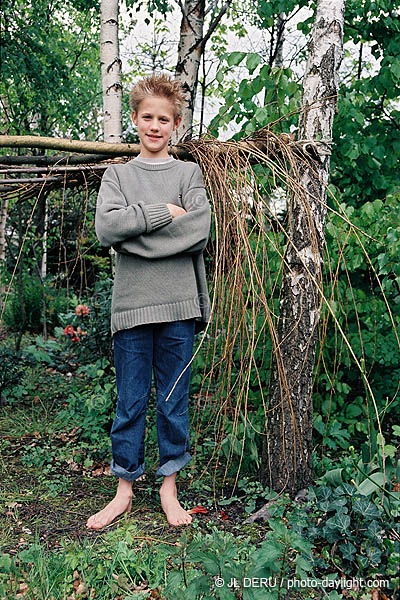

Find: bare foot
[159,475,192,526]
[86,494,132,529]
[86,478,133,530]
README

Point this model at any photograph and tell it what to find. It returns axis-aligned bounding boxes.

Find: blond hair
[129,73,185,122]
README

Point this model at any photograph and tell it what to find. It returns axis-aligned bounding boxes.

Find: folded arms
[95,164,211,258]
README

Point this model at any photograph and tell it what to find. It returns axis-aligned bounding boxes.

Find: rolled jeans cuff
[110,458,145,481]
[155,452,192,478]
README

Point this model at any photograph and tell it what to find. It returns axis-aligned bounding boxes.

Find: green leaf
[366,545,382,565]
[339,542,356,561]
[254,107,269,124]
[246,53,262,73]
[319,468,344,487]
[332,511,351,534]
[227,52,246,66]
[356,472,385,496]
[365,519,383,541]
[253,540,282,569]
[353,498,380,518]
[336,483,357,497]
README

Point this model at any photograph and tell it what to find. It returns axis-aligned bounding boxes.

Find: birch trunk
[274,14,285,68]
[100,0,122,276]
[100,0,122,143]
[172,0,205,143]
[261,0,346,496]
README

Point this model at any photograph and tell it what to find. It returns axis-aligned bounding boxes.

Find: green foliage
[55,276,113,363]
[164,522,315,599]
[219,478,277,515]
[221,414,262,475]
[305,480,399,583]
[0,530,172,599]
[0,346,27,397]
[55,357,115,452]
[0,0,102,138]
[2,274,71,333]
[333,0,400,206]
[314,191,400,451]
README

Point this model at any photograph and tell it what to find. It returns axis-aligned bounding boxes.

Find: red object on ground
[187,505,208,515]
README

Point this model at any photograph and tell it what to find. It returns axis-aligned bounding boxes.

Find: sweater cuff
[142,203,173,232]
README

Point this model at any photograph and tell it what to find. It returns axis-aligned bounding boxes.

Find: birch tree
[172,0,234,142]
[100,0,122,143]
[261,0,347,495]
[100,0,122,275]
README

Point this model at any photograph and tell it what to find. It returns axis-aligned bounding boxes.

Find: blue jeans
[110,318,196,481]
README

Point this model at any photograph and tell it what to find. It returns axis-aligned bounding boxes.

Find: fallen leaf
[67,458,80,471]
[92,467,105,476]
[15,582,29,598]
[75,582,86,595]
[187,505,208,515]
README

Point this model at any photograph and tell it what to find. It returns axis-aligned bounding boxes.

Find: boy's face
[132,96,182,158]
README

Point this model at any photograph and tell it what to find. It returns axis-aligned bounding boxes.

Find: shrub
[2,274,71,333]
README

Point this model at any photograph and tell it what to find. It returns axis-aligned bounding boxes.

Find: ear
[174,115,182,130]
[131,110,137,125]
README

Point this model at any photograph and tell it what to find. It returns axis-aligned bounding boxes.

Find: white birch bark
[173,0,206,143]
[172,1,233,143]
[100,0,122,275]
[261,0,346,496]
[274,13,285,68]
[100,0,122,143]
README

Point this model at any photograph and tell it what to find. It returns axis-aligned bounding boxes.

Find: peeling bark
[261,0,346,496]
[100,0,122,276]
[100,0,122,143]
[173,0,206,142]
[173,0,233,142]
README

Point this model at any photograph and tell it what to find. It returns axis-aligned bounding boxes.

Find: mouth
[147,135,162,140]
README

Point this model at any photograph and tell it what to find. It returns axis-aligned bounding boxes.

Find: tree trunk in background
[173,0,205,142]
[172,0,233,143]
[261,0,346,496]
[0,195,8,313]
[274,13,285,68]
[100,0,122,143]
[100,0,122,276]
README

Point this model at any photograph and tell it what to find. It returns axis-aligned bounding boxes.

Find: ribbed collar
[128,158,179,171]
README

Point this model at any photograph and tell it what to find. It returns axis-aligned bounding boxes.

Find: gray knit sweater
[95,158,212,336]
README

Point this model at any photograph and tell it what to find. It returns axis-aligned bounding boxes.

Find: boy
[86,73,211,529]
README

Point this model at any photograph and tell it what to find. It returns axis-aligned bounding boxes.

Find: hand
[167,203,187,218]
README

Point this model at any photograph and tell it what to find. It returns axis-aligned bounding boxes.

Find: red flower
[63,325,75,336]
[75,304,90,316]
[220,510,228,520]
[71,336,81,342]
